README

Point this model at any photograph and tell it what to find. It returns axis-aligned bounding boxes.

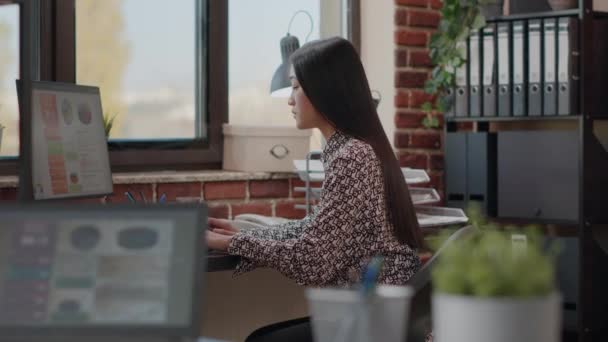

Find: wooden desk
[206,251,240,272]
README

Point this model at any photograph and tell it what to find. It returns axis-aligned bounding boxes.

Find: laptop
[0,203,207,342]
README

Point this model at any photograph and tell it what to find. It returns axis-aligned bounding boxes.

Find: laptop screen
[0,204,206,338]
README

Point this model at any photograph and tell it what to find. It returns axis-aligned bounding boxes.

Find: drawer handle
[270,144,290,160]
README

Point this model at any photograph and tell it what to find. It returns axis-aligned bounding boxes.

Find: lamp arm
[287,10,314,42]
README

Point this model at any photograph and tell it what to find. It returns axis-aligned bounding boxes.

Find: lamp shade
[270,34,300,97]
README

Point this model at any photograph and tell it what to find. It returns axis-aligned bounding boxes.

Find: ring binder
[513,21,525,116]
[498,23,511,117]
[543,19,558,116]
[528,20,542,116]
[483,25,497,117]
[455,42,468,117]
[469,31,482,117]
[558,17,579,116]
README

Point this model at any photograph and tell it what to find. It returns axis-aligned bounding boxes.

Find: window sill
[0,170,297,188]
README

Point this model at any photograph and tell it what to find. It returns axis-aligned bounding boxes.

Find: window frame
[0,0,360,175]
[0,0,24,175]
[63,0,228,172]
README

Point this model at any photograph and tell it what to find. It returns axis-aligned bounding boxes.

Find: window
[228,0,359,149]
[0,0,358,174]
[76,0,202,140]
[0,0,226,173]
[0,2,19,158]
[71,0,225,171]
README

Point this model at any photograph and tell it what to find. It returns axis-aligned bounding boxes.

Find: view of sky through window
[0,0,343,156]
[0,4,19,157]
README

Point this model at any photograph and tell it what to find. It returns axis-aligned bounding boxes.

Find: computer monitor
[16,80,113,201]
[0,203,207,342]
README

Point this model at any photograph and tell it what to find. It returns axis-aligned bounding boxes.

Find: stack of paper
[292,159,468,228]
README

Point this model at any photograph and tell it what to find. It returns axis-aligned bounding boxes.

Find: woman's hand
[206,230,233,252]
[208,217,240,236]
[206,217,240,252]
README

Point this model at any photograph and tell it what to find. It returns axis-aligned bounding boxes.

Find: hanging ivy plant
[422,0,493,127]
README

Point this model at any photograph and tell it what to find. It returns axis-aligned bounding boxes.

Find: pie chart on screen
[61,99,74,125]
[78,103,92,125]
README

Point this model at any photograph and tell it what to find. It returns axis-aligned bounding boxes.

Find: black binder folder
[455,42,468,117]
[446,132,467,210]
[528,20,542,116]
[483,25,496,117]
[446,132,497,215]
[543,19,557,116]
[497,23,511,117]
[467,132,497,216]
[469,32,481,117]
[513,21,525,116]
[558,17,579,116]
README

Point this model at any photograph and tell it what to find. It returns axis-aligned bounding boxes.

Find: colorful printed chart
[30,83,112,200]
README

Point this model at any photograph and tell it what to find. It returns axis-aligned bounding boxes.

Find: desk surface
[207,251,240,272]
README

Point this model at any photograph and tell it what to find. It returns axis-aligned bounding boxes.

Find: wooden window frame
[58,0,228,172]
[0,0,359,175]
[0,0,227,174]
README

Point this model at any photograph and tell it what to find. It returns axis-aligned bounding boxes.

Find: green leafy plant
[422,0,494,119]
[421,110,440,129]
[102,113,117,138]
[431,205,558,298]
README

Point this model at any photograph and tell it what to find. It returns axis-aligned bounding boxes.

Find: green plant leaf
[424,0,488,125]
[102,113,118,138]
[438,95,453,112]
[422,114,440,129]
[472,13,486,30]
[421,102,433,113]
[432,204,557,298]
[424,80,438,94]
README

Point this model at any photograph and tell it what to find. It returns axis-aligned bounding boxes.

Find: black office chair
[405,225,476,342]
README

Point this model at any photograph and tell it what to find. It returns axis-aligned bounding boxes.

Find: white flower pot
[433,292,562,342]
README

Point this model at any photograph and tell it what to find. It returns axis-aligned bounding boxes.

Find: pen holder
[305,285,413,342]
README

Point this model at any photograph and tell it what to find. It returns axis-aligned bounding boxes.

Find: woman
[207,36,423,341]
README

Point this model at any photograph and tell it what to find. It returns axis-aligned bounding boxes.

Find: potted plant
[421,0,498,126]
[102,113,117,138]
[431,213,561,342]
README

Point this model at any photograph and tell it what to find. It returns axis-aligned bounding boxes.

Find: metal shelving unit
[443,2,608,340]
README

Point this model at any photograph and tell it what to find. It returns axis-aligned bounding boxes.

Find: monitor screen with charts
[0,203,207,340]
[18,80,113,200]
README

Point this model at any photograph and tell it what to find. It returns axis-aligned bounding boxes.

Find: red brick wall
[394,0,445,198]
[0,178,308,220]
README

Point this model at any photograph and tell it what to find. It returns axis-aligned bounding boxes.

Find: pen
[139,190,147,203]
[124,191,137,203]
[159,193,167,203]
[334,255,385,342]
[360,255,385,297]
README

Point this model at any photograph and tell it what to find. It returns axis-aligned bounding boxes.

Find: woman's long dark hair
[290,37,423,248]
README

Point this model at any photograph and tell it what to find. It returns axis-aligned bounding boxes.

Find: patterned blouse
[227,131,421,287]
